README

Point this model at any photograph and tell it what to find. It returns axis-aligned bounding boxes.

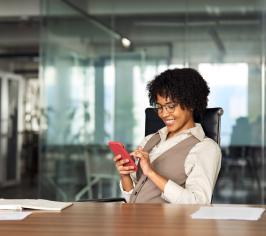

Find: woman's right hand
[113,154,136,176]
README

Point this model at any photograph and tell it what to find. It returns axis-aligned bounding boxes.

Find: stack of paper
[0,212,32,221]
[0,199,73,211]
[191,206,265,221]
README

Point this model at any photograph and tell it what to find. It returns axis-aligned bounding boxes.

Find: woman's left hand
[132,147,167,192]
[131,147,154,176]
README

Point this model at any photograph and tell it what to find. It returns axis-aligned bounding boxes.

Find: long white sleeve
[161,139,221,204]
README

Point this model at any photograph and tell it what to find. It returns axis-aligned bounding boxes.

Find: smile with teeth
[164,119,175,126]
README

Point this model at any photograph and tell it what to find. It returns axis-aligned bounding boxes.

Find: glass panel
[7,80,19,181]
[39,0,118,200]
[40,0,266,203]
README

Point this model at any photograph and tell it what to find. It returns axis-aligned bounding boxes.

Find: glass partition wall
[40,0,119,200]
[40,0,266,203]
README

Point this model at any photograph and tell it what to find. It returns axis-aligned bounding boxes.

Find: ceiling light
[121,38,131,48]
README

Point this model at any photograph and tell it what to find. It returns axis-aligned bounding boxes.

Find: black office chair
[145,107,223,144]
[77,107,223,202]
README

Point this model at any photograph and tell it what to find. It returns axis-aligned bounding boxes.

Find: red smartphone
[108,141,138,172]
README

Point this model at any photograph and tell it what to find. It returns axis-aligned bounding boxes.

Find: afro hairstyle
[146,68,210,121]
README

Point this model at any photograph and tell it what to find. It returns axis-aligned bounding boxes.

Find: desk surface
[0,203,265,236]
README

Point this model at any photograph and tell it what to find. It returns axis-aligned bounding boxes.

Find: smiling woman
[155,96,194,139]
[113,68,222,204]
[149,68,209,139]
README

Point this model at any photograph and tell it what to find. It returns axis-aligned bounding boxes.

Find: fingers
[130,146,143,157]
[118,164,135,171]
[117,164,135,175]
[113,154,135,174]
[131,149,148,160]
[113,154,122,162]
[130,150,142,157]
[117,158,130,167]
[113,155,129,166]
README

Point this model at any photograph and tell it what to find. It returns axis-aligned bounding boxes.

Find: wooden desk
[0,203,265,236]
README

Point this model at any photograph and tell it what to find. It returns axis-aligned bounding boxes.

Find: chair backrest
[145,107,223,145]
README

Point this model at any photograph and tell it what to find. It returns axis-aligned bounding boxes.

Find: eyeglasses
[154,103,178,114]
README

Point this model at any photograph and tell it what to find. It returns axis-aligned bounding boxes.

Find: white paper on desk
[0,199,73,211]
[0,212,32,220]
[191,206,265,221]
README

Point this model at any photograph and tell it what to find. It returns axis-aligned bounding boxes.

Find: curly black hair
[146,68,210,121]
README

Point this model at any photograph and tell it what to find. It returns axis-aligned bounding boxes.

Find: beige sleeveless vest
[129,133,200,203]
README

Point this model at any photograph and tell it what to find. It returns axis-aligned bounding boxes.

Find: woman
[113,68,221,203]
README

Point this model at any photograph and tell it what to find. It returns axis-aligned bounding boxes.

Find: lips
[164,119,175,126]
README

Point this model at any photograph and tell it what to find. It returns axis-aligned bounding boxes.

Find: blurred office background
[0,0,266,204]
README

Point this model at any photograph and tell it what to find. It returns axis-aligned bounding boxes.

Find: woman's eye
[168,104,175,109]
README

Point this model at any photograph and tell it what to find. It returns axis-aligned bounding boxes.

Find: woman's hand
[113,154,134,192]
[131,147,154,177]
[132,147,167,192]
[113,154,136,176]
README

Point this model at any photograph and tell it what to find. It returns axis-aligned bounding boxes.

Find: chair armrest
[76,197,126,203]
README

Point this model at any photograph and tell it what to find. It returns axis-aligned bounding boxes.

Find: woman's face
[156,94,195,138]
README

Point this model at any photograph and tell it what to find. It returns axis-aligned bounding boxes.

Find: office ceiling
[0,0,264,78]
